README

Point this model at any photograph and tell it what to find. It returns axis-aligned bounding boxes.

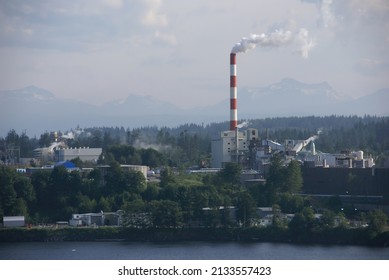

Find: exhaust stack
[230,53,237,131]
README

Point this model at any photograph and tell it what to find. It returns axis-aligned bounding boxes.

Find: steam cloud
[236,121,249,129]
[231,28,315,58]
[320,0,335,28]
[301,0,336,28]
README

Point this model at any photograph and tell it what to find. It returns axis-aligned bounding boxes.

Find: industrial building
[32,130,102,164]
[301,150,375,169]
[255,138,375,170]
[211,128,259,168]
[69,211,123,227]
[211,51,376,172]
[33,143,102,163]
[2,216,25,228]
[33,141,67,162]
[209,50,389,215]
[55,147,102,162]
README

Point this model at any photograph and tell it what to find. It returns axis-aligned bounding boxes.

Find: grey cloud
[0,0,173,51]
[355,59,389,76]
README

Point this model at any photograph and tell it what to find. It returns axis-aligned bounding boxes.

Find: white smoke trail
[296,28,316,58]
[133,139,172,152]
[301,0,336,28]
[231,28,315,58]
[236,121,249,129]
[320,0,335,28]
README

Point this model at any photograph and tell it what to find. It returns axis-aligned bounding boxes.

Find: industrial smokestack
[230,52,237,131]
[228,28,314,130]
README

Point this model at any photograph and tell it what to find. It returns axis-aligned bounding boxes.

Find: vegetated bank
[1,226,388,247]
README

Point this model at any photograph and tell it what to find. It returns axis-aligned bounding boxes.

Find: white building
[304,151,375,168]
[69,213,104,226]
[33,142,67,162]
[3,216,25,227]
[212,128,259,168]
[69,211,123,226]
[55,147,102,162]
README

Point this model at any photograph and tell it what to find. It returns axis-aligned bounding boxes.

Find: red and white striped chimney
[230,53,237,131]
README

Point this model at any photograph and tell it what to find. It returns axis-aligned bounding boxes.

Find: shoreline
[1,227,389,247]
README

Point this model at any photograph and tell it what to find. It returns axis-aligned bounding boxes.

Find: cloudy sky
[0,0,388,108]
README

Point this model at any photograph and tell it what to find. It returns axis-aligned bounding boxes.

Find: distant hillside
[0,80,388,136]
[204,78,388,118]
[350,88,389,116]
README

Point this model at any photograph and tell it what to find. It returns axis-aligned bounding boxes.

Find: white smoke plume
[236,121,249,129]
[301,0,336,28]
[133,139,172,152]
[295,28,316,58]
[320,0,336,28]
[231,28,315,58]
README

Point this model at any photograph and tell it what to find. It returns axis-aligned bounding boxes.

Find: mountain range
[0,79,388,136]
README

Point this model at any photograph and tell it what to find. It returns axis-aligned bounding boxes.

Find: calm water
[1,242,388,260]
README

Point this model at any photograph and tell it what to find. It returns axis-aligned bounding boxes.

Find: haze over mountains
[1,79,388,137]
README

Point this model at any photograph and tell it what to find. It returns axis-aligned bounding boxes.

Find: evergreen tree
[220,162,242,186]
[285,160,303,193]
[236,191,257,227]
[266,153,286,193]
[150,200,183,228]
[0,166,17,215]
[367,210,388,234]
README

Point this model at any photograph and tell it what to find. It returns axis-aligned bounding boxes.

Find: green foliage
[367,210,388,234]
[142,182,159,201]
[236,191,257,227]
[325,196,343,212]
[149,200,183,228]
[271,204,288,228]
[104,145,141,165]
[104,162,146,195]
[285,160,303,193]
[159,167,176,189]
[276,193,304,213]
[0,166,18,215]
[1,130,38,158]
[140,148,166,167]
[220,163,242,186]
[38,132,52,147]
[247,182,275,207]
[97,197,112,212]
[289,207,316,234]
[266,156,303,195]
[266,154,285,192]
[0,166,35,218]
[320,209,336,228]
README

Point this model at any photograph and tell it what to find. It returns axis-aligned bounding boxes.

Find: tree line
[1,115,388,168]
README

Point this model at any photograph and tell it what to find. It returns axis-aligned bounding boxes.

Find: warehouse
[3,216,25,228]
[55,147,102,162]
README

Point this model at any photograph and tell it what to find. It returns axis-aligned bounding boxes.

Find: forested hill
[76,115,387,140]
[72,115,389,164]
[91,115,387,138]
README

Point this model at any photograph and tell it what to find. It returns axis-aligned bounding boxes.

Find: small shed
[3,216,25,227]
